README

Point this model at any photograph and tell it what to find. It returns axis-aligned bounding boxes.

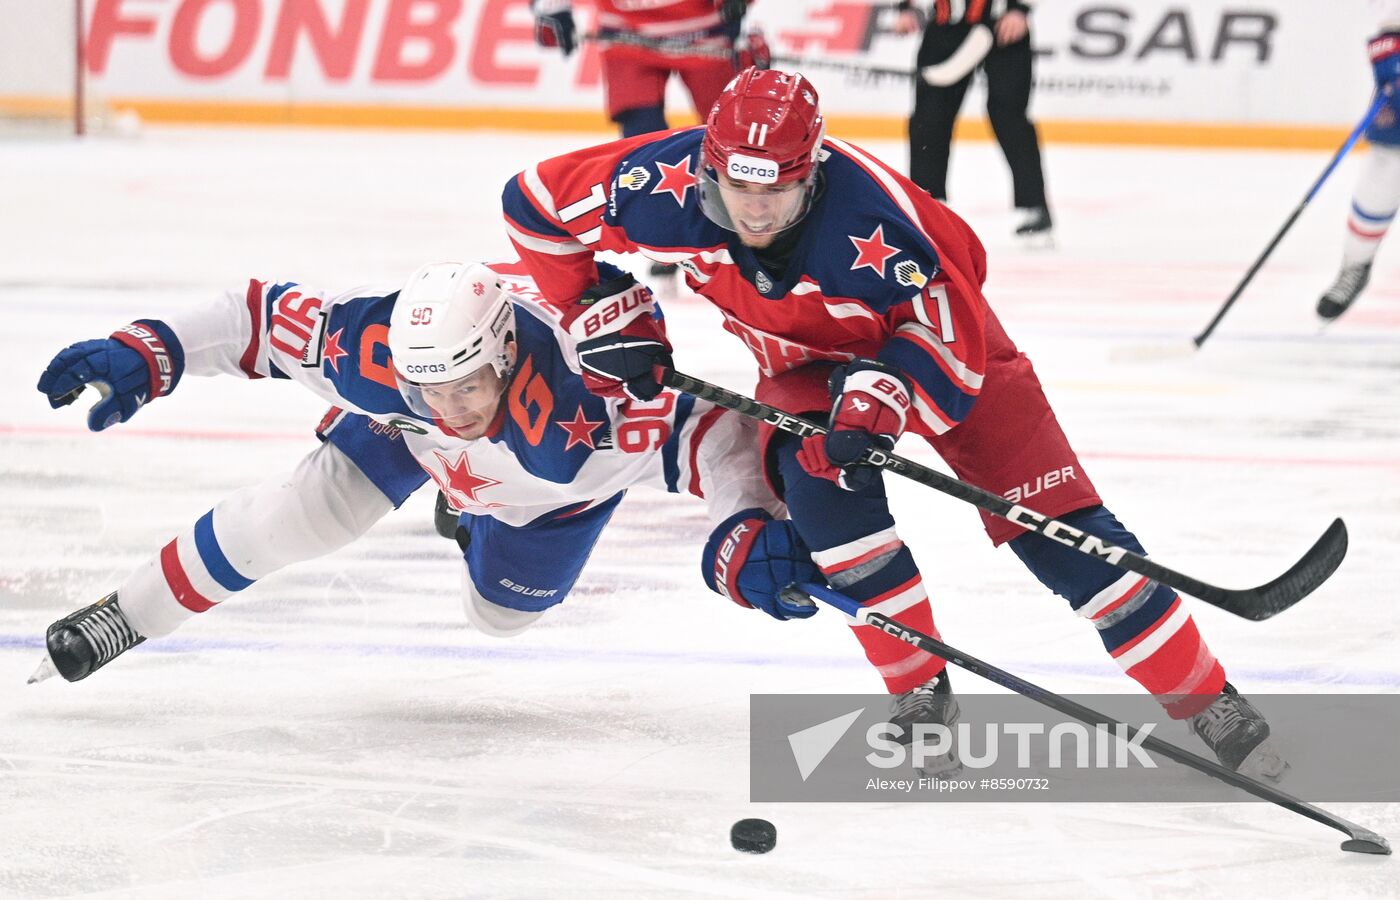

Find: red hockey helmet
[698,67,826,238]
[703,67,825,185]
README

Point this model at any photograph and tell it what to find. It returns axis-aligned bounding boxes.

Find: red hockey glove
[531,0,576,57]
[702,509,820,621]
[797,359,911,492]
[561,273,673,402]
[736,28,771,71]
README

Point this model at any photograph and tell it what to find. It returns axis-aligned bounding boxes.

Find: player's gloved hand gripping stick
[660,369,1348,622]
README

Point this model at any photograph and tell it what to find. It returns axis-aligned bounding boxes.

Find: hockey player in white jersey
[30,260,819,683]
[1318,0,1400,319]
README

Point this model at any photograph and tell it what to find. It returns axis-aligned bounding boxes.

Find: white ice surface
[1,126,1397,898]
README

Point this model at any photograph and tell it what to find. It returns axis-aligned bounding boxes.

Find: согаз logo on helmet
[727,154,779,184]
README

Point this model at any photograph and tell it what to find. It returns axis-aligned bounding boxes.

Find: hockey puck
[730,817,777,854]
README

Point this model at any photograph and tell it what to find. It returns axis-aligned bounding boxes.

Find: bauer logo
[727,154,779,184]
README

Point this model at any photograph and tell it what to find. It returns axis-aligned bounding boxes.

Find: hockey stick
[768,54,920,86]
[771,24,991,88]
[582,31,986,88]
[771,35,990,89]
[782,580,1391,855]
[581,30,735,59]
[1193,91,1388,348]
[661,369,1347,621]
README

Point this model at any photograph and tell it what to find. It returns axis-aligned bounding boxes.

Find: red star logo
[322,327,348,374]
[556,405,606,451]
[651,156,694,207]
[848,224,901,278]
[430,449,501,507]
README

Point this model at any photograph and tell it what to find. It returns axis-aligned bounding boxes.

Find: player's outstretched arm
[36,320,183,431]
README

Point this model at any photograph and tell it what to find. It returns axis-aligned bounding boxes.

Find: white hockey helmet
[389,262,516,417]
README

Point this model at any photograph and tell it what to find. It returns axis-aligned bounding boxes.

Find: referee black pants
[908,24,1047,210]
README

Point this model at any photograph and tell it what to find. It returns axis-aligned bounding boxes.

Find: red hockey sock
[1103,590,1226,719]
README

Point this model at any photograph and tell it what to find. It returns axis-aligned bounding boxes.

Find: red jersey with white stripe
[503,126,989,437]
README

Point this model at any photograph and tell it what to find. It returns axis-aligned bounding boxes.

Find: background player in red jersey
[531,0,768,281]
[502,67,1287,779]
[530,0,767,139]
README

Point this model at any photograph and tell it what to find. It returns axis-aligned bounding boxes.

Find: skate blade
[1238,738,1289,782]
[27,653,59,685]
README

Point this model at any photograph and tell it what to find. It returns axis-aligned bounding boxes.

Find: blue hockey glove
[36,321,183,431]
[563,272,673,402]
[1371,33,1400,92]
[796,359,911,492]
[532,0,576,57]
[703,509,820,621]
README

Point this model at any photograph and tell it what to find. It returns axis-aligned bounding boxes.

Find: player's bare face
[716,173,806,248]
[419,365,508,440]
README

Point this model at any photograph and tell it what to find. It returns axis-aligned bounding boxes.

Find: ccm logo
[405,363,446,374]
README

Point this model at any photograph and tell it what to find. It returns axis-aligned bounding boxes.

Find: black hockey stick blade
[790,581,1392,855]
[1208,518,1347,621]
[663,369,1346,621]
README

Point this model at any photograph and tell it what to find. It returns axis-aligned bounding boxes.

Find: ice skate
[1014,206,1054,248]
[1188,682,1287,781]
[889,670,962,778]
[29,592,145,684]
[1316,261,1371,321]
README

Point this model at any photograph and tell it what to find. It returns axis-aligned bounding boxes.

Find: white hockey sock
[120,441,394,638]
[1342,144,1400,266]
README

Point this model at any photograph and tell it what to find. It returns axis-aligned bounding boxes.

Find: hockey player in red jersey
[530,0,767,138]
[502,67,1286,778]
